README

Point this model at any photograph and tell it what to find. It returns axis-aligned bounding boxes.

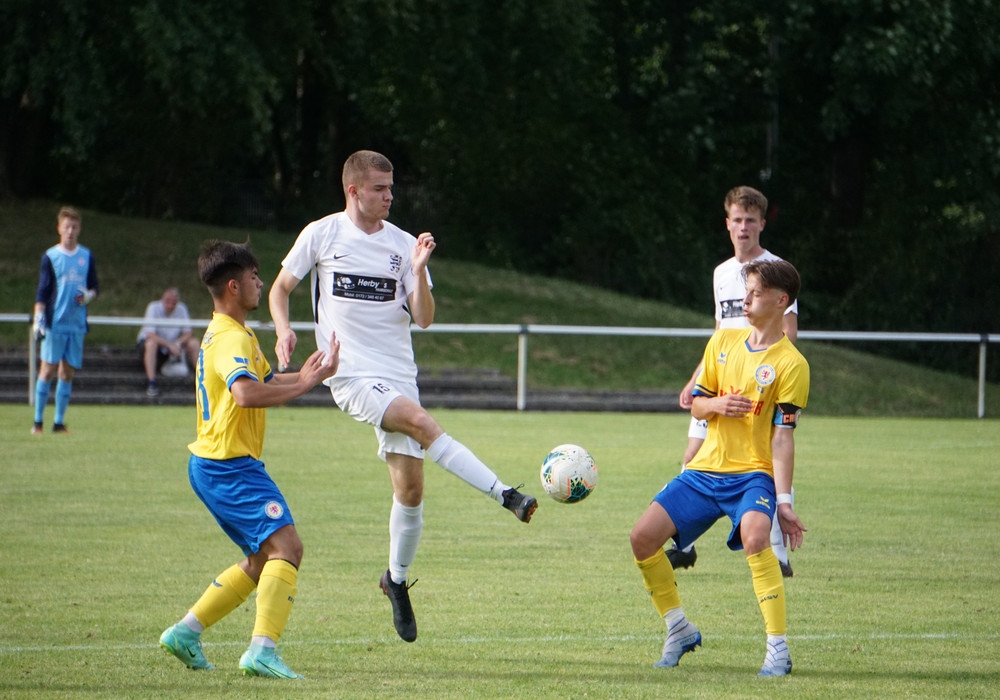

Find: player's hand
[777,504,806,551]
[412,232,435,270]
[321,332,340,375]
[299,333,340,386]
[274,329,297,372]
[74,287,96,306]
[714,393,754,418]
[679,380,695,409]
[32,312,46,340]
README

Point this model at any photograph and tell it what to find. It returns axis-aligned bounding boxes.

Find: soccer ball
[540,444,597,503]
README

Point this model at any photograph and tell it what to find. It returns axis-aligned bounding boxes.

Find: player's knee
[629,526,659,560]
[404,411,441,447]
[741,529,771,555]
[394,481,424,507]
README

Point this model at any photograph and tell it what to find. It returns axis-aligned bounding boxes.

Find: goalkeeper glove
[75,287,97,305]
[32,312,46,340]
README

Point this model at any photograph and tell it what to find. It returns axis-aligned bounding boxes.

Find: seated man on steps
[137,287,200,397]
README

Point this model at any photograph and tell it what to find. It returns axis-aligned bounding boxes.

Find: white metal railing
[2,313,996,417]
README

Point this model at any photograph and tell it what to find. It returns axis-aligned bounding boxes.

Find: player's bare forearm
[691,393,753,420]
[409,233,436,328]
[409,285,435,328]
[771,428,795,495]
[268,269,300,367]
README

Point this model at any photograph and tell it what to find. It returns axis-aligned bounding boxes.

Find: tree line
[2,0,998,378]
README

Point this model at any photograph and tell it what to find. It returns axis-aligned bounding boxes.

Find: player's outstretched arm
[232,335,340,408]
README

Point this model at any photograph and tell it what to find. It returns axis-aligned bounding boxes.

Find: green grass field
[2,405,997,699]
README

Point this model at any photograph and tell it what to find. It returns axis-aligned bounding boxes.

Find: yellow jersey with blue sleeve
[188,312,273,460]
[687,328,809,476]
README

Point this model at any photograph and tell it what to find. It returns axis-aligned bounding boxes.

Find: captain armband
[772,403,803,428]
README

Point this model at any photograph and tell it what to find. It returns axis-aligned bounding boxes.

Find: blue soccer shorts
[652,470,777,552]
[40,330,84,368]
[188,454,295,556]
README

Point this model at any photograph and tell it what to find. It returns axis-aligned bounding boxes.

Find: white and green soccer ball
[540,444,597,503]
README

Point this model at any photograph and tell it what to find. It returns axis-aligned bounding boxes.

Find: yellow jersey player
[159,240,339,679]
[630,259,809,677]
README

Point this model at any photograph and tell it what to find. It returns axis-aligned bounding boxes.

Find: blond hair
[342,150,393,196]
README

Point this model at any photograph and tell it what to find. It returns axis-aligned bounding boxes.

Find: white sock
[181,612,204,633]
[426,433,504,498]
[770,487,794,563]
[664,607,686,630]
[389,496,423,584]
[252,635,276,648]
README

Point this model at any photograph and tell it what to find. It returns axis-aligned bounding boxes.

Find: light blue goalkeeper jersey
[36,245,98,333]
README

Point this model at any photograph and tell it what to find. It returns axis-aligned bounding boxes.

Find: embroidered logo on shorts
[755,364,776,386]
[264,501,284,519]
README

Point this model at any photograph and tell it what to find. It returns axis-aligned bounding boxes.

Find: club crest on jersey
[264,501,284,519]
[755,364,776,386]
[389,254,402,273]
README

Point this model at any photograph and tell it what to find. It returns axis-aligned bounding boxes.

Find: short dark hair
[743,259,800,306]
[198,240,259,298]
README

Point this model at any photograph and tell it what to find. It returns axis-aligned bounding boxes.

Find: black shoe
[146,381,160,398]
[379,570,417,642]
[52,423,70,434]
[667,545,697,570]
[31,422,43,435]
[501,485,538,523]
[779,559,794,578]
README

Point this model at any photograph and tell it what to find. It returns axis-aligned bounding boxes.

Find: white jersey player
[268,150,538,645]
[673,186,798,576]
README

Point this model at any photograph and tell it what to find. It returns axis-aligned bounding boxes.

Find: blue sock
[54,380,72,425]
[34,379,51,423]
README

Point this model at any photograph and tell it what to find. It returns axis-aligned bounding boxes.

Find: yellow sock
[252,559,298,642]
[190,564,257,629]
[748,549,786,636]
[635,549,682,618]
